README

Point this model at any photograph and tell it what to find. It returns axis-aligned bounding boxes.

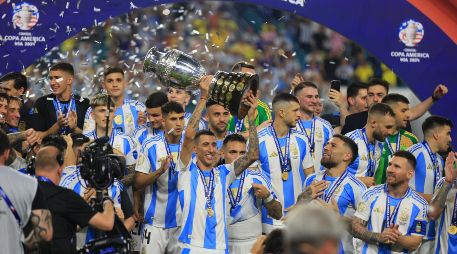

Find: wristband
[263,193,274,203]
[200,96,207,101]
[432,94,439,102]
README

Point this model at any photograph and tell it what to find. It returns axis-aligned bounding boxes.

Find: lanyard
[0,184,22,226]
[386,132,401,155]
[270,125,291,172]
[451,191,457,226]
[163,136,182,173]
[37,176,54,184]
[197,167,215,209]
[53,95,75,134]
[384,184,410,228]
[235,117,244,133]
[227,170,247,209]
[360,128,375,176]
[299,117,316,154]
[93,129,115,145]
[322,170,348,203]
[423,141,440,189]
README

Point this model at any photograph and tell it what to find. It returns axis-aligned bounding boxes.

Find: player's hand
[199,75,213,99]
[444,151,457,183]
[359,177,375,188]
[290,73,305,91]
[307,180,330,199]
[157,154,172,175]
[329,89,346,109]
[57,111,67,127]
[24,128,40,146]
[244,91,258,121]
[432,84,448,100]
[250,235,266,254]
[137,111,147,126]
[252,183,270,200]
[68,111,77,130]
[115,207,125,220]
[316,197,340,214]
[83,188,96,203]
[380,225,401,244]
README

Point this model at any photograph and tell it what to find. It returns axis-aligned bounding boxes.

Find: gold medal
[114,115,123,125]
[207,207,214,217]
[449,225,457,235]
[282,171,289,181]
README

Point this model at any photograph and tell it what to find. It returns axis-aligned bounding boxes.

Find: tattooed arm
[122,165,136,187]
[23,209,53,250]
[179,76,212,168]
[351,217,381,244]
[233,93,259,176]
[429,152,457,220]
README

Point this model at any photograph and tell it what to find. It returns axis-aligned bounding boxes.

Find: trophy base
[208,71,259,119]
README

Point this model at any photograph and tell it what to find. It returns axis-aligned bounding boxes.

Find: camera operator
[35,144,115,254]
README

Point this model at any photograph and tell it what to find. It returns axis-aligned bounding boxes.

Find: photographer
[35,145,115,254]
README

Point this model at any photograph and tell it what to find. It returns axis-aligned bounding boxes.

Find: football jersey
[296,116,333,172]
[257,126,313,231]
[227,169,277,240]
[433,178,457,254]
[215,130,234,150]
[184,111,208,131]
[305,170,366,254]
[227,99,272,132]
[375,129,418,184]
[177,160,236,250]
[345,128,383,177]
[85,129,138,168]
[354,184,428,254]
[135,135,181,228]
[132,122,163,146]
[83,99,146,136]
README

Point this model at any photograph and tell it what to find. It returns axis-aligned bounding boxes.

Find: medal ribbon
[53,95,76,134]
[451,192,457,226]
[163,136,182,173]
[93,129,115,146]
[198,168,215,210]
[360,128,375,176]
[227,170,247,209]
[423,141,440,190]
[37,176,54,185]
[299,117,315,154]
[322,170,348,203]
[384,184,410,228]
[386,132,401,155]
[235,117,244,133]
[270,125,291,173]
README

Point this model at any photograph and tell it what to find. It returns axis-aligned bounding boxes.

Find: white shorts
[179,243,228,254]
[415,239,435,254]
[228,238,257,254]
[141,224,180,254]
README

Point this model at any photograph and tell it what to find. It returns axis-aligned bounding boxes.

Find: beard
[321,157,338,169]
[373,130,385,142]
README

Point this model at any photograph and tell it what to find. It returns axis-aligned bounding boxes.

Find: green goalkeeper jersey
[227,99,271,132]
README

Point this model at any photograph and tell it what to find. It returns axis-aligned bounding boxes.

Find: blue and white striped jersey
[85,129,138,167]
[433,178,457,254]
[257,126,313,231]
[305,170,366,254]
[345,128,383,177]
[135,135,181,228]
[83,99,146,136]
[177,160,236,250]
[296,116,333,172]
[408,141,444,240]
[184,111,208,131]
[132,122,163,146]
[354,184,428,254]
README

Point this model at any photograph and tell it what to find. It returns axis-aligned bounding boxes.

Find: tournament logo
[12,2,39,31]
[398,19,424,47]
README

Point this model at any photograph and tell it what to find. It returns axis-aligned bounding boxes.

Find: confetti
[94,7,100,12]
[66,2,69,9]
[329,61,335,64]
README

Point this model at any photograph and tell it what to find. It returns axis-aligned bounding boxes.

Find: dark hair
[333,134,359,164]
[161,101,184,117]
[422,116,454,137]
[0,129,10,156]
[104,66,124,79]
[347,82,367,99]
[368,103,395,117]
[392,150,416,169]
[8,96,22,107]
[292,81,318,96]
[381,93,409,105]
[70,133,90,148]
[50,62,74,76]
[223,133,247,147]
[272,93,299,106]
[367,78,389,93]
[231,61,255,72]
[195,129,215,143]
[145,92,168,109]
[0,72,28,91]
[206,100,221,108]
[42,135,67,154]
[263,229,285,254]
[0,92,9,103]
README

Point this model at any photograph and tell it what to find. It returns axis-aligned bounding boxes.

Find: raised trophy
[143,47,259,119]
